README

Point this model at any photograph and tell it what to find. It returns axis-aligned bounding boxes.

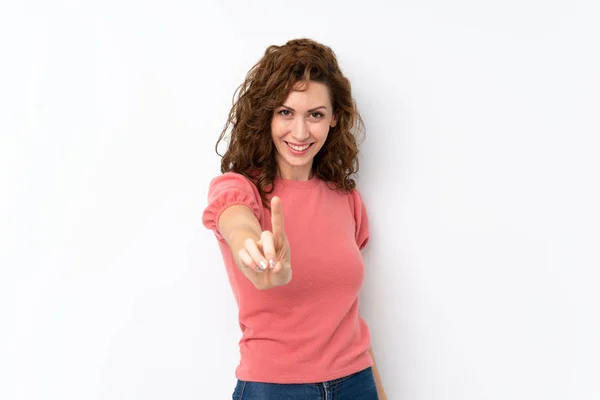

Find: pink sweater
[202,172,373,383]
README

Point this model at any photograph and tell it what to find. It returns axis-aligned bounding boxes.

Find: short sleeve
[349,188,370,250]
[202,172,263,241]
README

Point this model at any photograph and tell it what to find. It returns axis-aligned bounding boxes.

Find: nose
[290,116,310,141]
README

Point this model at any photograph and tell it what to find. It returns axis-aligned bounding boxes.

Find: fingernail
[259,260,267,270]
[256,265,264,273]
[269,259,275,269]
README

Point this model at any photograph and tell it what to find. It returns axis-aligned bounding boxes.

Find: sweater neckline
[274,174,321,190]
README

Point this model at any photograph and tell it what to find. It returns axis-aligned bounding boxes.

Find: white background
[2,1,599,399]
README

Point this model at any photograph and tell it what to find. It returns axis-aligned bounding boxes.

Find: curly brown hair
[215,38,365,209]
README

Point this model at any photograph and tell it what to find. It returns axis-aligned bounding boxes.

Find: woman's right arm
[218,204,263,274]
[217,197,291,290]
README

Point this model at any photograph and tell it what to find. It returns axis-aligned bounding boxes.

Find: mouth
[285,141,313,155]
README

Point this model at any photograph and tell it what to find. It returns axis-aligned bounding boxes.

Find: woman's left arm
[368,347,388,400]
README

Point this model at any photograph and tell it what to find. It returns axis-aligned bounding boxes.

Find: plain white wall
[2,0,599,399]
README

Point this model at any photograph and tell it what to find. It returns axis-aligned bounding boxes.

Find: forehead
[283,81,332,108]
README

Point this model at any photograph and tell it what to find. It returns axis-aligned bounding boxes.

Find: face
[271,81,337,181]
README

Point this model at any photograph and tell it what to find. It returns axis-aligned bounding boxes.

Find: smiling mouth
[285,142,313,151]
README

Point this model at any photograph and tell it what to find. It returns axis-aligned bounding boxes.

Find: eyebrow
[281,105,328,113]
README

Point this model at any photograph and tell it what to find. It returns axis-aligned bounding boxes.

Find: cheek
[315,121,332,139]
[270,120,286,139]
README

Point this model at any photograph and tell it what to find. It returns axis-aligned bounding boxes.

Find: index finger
[270,196,284,239]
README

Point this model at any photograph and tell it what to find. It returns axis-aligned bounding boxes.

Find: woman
[202,38,387,400]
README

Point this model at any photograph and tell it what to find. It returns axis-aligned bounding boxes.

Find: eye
[278,109,292,116]
[310,112,324,119]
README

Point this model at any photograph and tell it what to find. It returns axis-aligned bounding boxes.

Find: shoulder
[346,187,369,249]
[203,172,263,231]
[346,186,366,211]
[208,171,257,189]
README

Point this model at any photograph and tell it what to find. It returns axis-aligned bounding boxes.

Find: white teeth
[287,143,310,151]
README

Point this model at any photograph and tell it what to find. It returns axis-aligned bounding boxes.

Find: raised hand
[238,196,292,289]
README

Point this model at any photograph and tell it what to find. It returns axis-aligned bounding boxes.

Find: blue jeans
[232,366,378,399]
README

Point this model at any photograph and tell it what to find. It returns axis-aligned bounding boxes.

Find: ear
[330,113,338,128]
